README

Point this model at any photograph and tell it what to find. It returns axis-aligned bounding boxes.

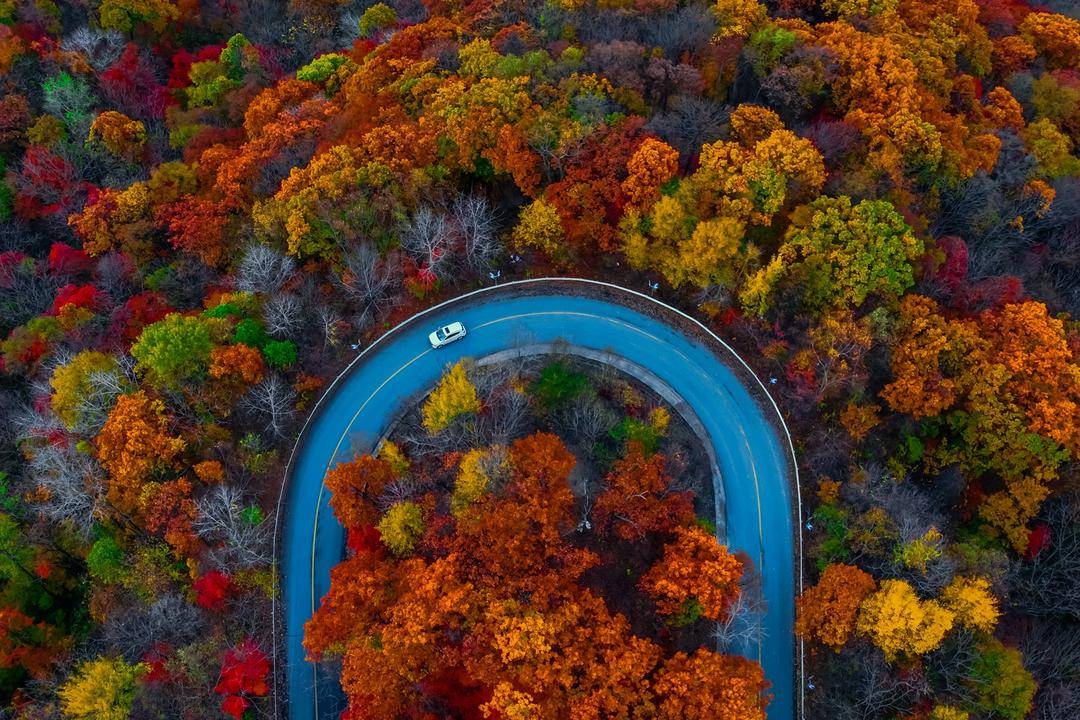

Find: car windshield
[436,328,448,340]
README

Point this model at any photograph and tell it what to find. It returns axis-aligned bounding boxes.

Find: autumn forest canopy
[0,0,1078,717]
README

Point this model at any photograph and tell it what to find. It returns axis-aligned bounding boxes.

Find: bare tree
[1010,494,1080,619]
[15,407,105,535]
[452,194,500,273]
[316,305,344,349]
[238,375,296,438]
[73,355,136,436]
[554,393,618,448]
[712,563,766,653]
[236,243,296,295]
[263,293,303,338]
[377,478,424,511]
[645,95,727,165]
[194,485,273,570]
[100,594,206,662]
[809,643,927,720]
[400,206,456,279]
[1018,618,1080,720]
[469,386,531,447]
[340,243,400,321]
[24,442,105,535]
[925,630,980,705]
[62,27,127,71]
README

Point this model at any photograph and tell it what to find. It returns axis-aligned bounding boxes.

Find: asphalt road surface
[278,284,798,720]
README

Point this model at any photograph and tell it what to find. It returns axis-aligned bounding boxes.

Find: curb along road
[272,279,804,720]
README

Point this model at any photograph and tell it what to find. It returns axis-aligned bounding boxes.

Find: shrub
[529,361,588,409]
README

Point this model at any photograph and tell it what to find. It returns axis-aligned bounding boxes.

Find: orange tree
[639,525,744,623]
[592,441,694,541]
[306,429,766,718]
[796,563,877,651]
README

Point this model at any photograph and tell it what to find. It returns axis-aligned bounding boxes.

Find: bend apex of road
[275,279,801,720]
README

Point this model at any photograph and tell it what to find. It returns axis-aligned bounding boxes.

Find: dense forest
[0,0,1077,717]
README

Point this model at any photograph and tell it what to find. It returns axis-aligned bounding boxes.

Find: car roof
[443,321,463,331]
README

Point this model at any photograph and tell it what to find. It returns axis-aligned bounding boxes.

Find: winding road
[275,280,801,720]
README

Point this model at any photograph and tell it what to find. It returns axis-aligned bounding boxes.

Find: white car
[428,321,466,348]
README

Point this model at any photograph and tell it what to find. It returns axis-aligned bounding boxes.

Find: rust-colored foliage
[324,455,396,530]
[795,563,877,651]
[95,391,186,517]
[639,525,744,622]
[593,442,694,541]
[209,343,265,386]
[652,648,770,720]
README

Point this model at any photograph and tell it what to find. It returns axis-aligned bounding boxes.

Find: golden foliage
[451,448,493,515]
[930,707,970,720]
[712,0,768,38]
[49,351,117,429]
[839,402,880,441]
[377,502,424,556]
[856,579,955,659]
[422,361,481,433]
[88,111,146,160]
[940,576,1000,633]
[512,198,565,258]
[59,657,145,720]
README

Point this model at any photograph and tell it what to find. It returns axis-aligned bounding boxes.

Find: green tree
[296,54,355,87]
[967,638,1037,720]
[131,313,213,388]
[86,537,125,584]
[262,339,297,369]
[0,515,54,616]
[741,196,923,316]
[529,361,587,410]
[358,2,396,36]
[233,318,269,348]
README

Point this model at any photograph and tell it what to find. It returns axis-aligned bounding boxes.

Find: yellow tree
[856,579,955,659]
[59,657,145,720]
[377,502,424,557]
[88,111,146,161]
[940,576,1000,633]
[512,198,564,259]
[49,351,118,429]
[422,361,481,433]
